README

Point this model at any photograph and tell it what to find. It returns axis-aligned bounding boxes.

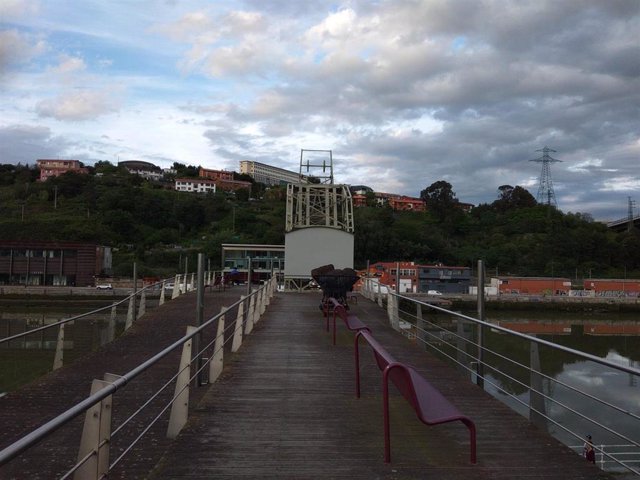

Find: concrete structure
[284,228,354,278]
[239,160,306,186]
[284,151,354,281]
[118,160,163,181]
[175,178,217,194]
[36,159,88,182]
[0,241,111,286]
[495,276,572,295]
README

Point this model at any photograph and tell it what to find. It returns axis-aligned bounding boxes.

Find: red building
[359,262,420,293]
[199,167,234,181]
[37,159,88,182]
[583,279,640,297]
[198,167,251,192]
[497,276,572,295]
[0,241,111,286]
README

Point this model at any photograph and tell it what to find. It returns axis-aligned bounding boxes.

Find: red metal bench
[355,330,477,464]
[326,297,370,345]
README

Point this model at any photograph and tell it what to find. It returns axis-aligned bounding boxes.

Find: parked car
[96,283,113,290]
[427,290,442,296]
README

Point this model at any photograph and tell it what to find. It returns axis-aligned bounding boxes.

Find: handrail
[0,278,267,468]
[0,277,171,345]
[363,279,640,475]
[395,291,640,377]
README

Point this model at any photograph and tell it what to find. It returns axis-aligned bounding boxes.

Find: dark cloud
[0,125,70,164]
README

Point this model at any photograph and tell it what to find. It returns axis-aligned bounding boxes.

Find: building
[419,265,471,294]
[36,159,88,182]
[175,178,217,194]
[363,262,420,293]
[199,167,234,182]
[221,244,285,282]
[239,160,306,186]
[583,279,640,297]
[384,194,426,212]
[495,276,572,295]
[198,167,252,192]
[351,190,425,211]
[118,160,163,181]
[0,241,111,287]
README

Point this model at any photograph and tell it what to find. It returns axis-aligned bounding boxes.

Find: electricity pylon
[529,146,561,207]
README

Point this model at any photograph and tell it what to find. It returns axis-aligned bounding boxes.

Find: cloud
[1,0,638,221]
[0,0,40,19]
[49,54,86,75]
[0,124,69,164]
[0,29,47,73]
[36,89,119,121]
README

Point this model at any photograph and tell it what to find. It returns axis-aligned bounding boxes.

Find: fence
[361,275,640,476]
[0,272,273,479]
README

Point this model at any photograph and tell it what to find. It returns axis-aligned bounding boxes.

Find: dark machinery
[311,264,359,309]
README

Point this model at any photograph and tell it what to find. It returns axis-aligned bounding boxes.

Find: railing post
[107,305,117,342]
[172,274,180,299]
[74,374,114,480]
[476,259,485,388]
[247,290,256,332]
[232,296,245,352]
[125,296,134,330]
[377,283,383,307]
[416,303,426,351]
[159,281,166,305]
[259,285,266,316]
[137,289,146,319]
[244,295,253,335]
[529,336,547,429]
[53,323,65,370]
[195,254,205,386]
[167,326,196,439]
[264,282,271,307]
[210,307,227,383]
[393,293,399,330]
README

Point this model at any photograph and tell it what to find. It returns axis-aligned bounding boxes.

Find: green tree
[420,180,460,221]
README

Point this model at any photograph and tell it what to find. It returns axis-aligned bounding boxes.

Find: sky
[1,0,638,221]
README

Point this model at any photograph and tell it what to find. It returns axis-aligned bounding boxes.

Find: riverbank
[404,293,640,313]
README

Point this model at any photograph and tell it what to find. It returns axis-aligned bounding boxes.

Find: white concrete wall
[284,227,354,277]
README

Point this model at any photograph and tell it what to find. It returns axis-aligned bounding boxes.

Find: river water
[450,309,640,472]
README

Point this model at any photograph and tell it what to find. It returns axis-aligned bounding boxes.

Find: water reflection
[477,313,640,472]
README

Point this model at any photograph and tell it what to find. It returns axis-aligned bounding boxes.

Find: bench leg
[383,375,391,463]
[462,418,477,464]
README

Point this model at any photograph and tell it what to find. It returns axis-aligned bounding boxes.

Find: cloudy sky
[1,1,638,221]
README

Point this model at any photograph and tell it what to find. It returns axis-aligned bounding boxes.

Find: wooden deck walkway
[0,290,614,479]
[150,293,611,480]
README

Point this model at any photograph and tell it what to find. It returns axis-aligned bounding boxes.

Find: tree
[493,185,536,212]
[420,180,459,221]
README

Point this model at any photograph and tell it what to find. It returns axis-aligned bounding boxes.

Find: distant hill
[1,164,638,279]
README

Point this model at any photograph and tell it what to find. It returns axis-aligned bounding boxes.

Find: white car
[427,290,442,296]
[96,283,113,290]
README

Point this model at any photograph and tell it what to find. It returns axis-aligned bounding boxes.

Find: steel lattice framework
[529,146,562,207]
[285,149,354,233]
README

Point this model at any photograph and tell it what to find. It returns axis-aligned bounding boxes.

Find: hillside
[1,164,638,280]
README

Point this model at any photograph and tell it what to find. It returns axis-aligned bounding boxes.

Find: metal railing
[0,273,275,479]
[361,277,640,476]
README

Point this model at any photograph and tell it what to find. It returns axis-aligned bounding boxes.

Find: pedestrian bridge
[0,279,636,479]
